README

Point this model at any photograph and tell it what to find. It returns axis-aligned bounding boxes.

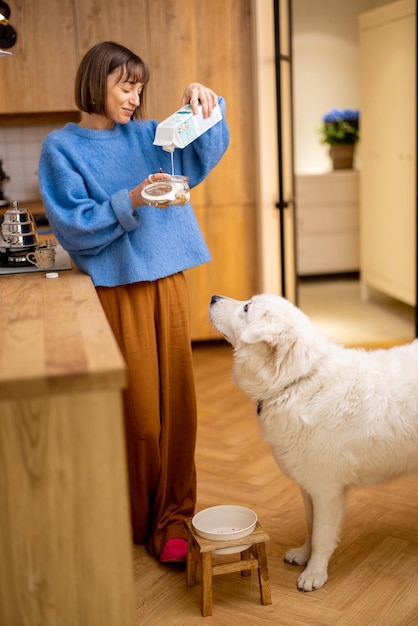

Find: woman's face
[105,70,143,125]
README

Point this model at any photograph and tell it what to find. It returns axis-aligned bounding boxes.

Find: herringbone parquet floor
[133,339,418,626]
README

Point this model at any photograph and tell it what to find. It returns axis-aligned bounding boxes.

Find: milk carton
[153,103,223,152]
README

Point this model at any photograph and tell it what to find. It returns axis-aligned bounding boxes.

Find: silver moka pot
[0,201,40,266]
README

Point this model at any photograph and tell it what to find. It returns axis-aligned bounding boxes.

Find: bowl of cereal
[141,175,190,207]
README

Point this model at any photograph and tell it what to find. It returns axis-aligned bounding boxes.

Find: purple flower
[323,108,359,124]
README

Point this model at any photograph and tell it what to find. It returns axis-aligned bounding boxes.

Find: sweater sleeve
[38,135,140,256]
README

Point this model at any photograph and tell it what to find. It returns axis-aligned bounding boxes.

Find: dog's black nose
[211,295,222,305]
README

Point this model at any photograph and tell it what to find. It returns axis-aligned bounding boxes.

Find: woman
[39,41,229,562]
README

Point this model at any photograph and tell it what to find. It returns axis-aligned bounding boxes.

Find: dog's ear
[240,313,281,346]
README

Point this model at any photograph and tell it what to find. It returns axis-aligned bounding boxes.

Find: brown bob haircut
[75,41,150,120]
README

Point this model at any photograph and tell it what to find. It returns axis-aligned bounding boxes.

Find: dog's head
[209,293,332,400]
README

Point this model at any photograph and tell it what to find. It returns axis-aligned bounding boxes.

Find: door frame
[251,0,297,302]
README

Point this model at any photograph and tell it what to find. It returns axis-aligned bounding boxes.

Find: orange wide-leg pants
[96,273,197,557]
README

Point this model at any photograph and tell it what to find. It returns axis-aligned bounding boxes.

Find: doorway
[292,0,417,344]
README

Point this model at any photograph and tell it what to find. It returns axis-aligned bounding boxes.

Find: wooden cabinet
[77,0,258,340]
[0,0,258,339]
[296,171,359,276]
[359,0,416,306]
[0,268,135,626]
[0,0,77,113]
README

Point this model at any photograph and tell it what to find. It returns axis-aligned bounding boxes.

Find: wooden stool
[184,518,272,617]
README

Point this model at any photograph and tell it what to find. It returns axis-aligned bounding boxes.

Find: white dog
[209,293,418,591]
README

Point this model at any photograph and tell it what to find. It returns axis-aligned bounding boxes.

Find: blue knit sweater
[38,98,229,287]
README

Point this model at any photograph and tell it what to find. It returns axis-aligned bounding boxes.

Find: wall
[0,123,59,203]
[293,0,394,174]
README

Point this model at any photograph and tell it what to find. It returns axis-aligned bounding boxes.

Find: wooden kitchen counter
[0,267,135,626]
[0,264,126,398]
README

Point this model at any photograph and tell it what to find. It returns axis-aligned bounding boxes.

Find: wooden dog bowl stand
[184,519,272,617]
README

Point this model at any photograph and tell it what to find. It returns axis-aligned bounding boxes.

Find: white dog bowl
[192,505,258,555]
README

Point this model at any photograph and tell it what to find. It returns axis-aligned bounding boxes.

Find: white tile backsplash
[0,124,62,203]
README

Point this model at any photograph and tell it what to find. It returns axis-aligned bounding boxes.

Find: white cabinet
[296,171,359,275]
[359,0,416,306]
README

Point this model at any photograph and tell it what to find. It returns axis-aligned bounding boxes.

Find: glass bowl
[141,175,190,207]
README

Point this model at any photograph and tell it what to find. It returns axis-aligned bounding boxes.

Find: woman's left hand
[181,83,218,119]
[129,172,171,209]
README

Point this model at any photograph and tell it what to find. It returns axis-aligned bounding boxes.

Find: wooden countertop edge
[0,367,127,401]
[0,256,129,399]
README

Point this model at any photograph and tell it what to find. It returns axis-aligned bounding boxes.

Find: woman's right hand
[129,171,171,209]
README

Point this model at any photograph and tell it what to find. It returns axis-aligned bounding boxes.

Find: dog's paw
[297,567,328,592]
[284,545,310,566]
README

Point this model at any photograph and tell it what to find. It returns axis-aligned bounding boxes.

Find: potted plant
[319,108,360,169]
